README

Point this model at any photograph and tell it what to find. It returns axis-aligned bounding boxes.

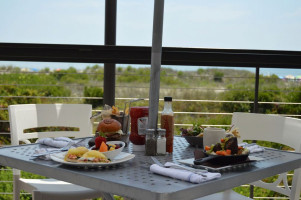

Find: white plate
[50,151,135,167]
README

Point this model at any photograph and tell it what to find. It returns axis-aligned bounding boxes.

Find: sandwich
[77,150,110,163]
[64,146,89,162]
[97,119,123,140]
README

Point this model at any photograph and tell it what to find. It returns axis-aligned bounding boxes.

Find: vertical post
[253,67,260,113]
[250,66,260,199]
[148,0,165,130]
[104,0,117,106]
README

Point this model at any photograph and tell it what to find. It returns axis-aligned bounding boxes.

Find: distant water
[1,61,301,78]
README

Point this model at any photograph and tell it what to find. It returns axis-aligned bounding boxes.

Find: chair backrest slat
[9,104,93,145]
[232,112,301,151]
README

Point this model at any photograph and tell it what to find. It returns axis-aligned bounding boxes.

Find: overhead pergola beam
[1,43,301,68]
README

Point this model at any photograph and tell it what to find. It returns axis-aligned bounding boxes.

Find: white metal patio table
[1,136,301,200]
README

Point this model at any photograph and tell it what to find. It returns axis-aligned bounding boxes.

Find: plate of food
[50,146,135,167]
[194,136,249,165]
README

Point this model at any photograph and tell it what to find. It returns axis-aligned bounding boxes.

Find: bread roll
[97,119,121,133]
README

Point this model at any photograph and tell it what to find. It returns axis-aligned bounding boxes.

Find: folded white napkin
[150,164,221,184]
[239,142,265,153]
[37,137,74,148]
[34,137,75,160]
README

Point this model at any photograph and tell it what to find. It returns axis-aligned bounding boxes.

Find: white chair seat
[19,178,102,200]
[195,190,251,200]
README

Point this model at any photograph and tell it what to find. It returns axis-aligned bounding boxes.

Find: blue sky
[1,0,301,76]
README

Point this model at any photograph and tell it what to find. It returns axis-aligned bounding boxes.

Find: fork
[150,156,208,176]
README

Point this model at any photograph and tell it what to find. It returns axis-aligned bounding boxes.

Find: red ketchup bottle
[129,107,149,145]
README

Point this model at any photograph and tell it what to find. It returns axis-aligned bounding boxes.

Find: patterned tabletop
[1,136,301,200]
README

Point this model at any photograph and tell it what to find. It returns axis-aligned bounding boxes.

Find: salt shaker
[145,129,157,156]
[156,129,166,155]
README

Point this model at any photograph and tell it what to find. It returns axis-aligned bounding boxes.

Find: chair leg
[290,168,301,200]
[32,190,39,200]
[13,174,21,200]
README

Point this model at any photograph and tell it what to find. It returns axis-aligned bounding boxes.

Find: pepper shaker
[145,129,157,156]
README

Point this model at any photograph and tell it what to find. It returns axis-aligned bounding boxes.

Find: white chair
[232,112,301,200]
[198,112,301,200]
[8,104,106,200]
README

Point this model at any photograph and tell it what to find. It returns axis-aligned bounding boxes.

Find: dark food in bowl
[181,124,204,147]
[183,136,203,148]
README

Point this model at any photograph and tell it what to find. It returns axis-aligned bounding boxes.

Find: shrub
[84,87,104,108]
[213,71,224,82]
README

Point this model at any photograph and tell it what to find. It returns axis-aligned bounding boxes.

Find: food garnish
[226,125,240,138]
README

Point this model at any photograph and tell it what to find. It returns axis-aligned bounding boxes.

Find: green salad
[180,124,204,137]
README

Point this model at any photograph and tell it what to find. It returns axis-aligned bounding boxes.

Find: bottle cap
[157,128,166,136]
[164,96,172,101]
[146,129,155,135]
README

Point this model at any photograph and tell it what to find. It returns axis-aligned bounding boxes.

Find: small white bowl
[101,141,125,160]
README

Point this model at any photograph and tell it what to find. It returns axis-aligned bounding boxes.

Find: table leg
[101,193,115,200]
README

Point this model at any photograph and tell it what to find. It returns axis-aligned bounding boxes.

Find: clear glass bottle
[156,129,166,155]
[161,97,174,153]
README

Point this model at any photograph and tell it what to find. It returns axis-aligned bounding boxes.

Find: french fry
[112,105,120,115]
